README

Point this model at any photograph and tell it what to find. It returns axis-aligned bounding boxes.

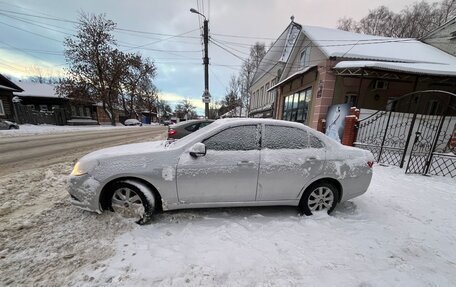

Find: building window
[373,80,388,90]
[260,86,265,107]
[345,94,358,107]
[282,87,312,124]
[0,100,5,116]
[300,47,311,69]
[265,83,270,105]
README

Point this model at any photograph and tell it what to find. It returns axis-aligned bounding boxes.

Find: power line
[0,20,63,43]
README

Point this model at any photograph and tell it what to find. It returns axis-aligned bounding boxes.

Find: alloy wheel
[307,186,335,212]
[111,187,145,220]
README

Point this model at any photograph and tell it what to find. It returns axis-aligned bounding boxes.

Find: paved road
[0,126,167,176]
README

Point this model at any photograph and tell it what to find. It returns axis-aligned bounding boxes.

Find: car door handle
[237,160,255,166]
[307,157,317,161]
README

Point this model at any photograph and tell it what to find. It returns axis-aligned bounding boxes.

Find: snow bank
[69,165,456,286]
[0,124,130,137]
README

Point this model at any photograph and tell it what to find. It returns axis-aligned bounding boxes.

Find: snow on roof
[302,25,456,65]
[334,61,456,77]
[13,81,62,98]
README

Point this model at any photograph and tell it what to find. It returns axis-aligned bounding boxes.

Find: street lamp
[190,8,210,119]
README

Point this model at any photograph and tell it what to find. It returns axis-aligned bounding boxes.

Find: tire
[109,180,156,225]
[299,181,339,216]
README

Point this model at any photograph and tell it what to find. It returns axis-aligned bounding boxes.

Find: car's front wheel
[299,182,338,216]
[109,181,156,224]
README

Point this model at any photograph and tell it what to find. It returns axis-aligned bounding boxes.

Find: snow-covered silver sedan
[68,119,374,224]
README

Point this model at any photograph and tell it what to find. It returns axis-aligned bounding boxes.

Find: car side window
[203,125,259,151]
[185,124,198,132]
[263,125,312,149]
[198,122,211,129]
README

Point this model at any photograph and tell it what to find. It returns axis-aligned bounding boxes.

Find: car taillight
[367,161,374,168]
[168,129,176,136]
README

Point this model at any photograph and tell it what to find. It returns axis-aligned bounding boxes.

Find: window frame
[299,46,311,69]
[282,86,312,124]
[0,100,5,116]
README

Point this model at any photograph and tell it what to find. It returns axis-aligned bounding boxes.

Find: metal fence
[355,90,456,178]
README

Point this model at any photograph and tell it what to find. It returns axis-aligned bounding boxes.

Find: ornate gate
[355,90,456,177]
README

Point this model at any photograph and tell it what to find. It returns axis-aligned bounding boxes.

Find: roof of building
[334,61,456,77]
[252,21,302,84]
[0,74,23,92]
[302,25,456,65]
[13,81,61,98]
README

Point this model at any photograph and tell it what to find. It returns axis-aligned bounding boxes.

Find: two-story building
[253,20,456,130]
[249,18,301,119]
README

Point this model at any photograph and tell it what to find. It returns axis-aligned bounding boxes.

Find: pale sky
[0,0,426,113]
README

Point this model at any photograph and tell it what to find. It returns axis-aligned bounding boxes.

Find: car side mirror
[189,143,207,157]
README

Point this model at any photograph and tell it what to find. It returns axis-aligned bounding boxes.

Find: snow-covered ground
[0,123,159,137]
[1,165,455,286]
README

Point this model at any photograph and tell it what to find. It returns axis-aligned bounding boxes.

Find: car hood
[80,140,169,162]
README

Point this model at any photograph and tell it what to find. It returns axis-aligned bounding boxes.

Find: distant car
[0,119,19,130]
[68,118,374,224]
[162,120,172,126]
[168,119,214,139]
[124,119,142,126]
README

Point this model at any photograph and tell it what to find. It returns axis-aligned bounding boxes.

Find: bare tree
[337,17,358,32]
[219,75,242,116]
[122,54,157,118]
[337,0,456,38]
[57,13,129,125]
[238,42,267,117]
[175,99,197,120]
[139,83,158,123]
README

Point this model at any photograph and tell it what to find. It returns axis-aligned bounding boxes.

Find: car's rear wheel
[299,182,338,216]
[109,181,156,224]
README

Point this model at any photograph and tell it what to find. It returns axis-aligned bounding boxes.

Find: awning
[267,65,317,92]
[334,61,456,77]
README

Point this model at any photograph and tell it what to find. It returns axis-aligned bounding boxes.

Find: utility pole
[203,19,210,119]
[190,8,211,119]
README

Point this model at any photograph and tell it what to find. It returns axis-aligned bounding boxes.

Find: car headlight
[71,160,98,176]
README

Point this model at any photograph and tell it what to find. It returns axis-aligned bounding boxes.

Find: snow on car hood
[80,140,168,161]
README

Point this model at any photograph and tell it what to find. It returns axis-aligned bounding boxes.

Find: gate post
[399,112,418,168]
[423,115,446,175]
[377,110,393,162]
[342,107,360,146]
